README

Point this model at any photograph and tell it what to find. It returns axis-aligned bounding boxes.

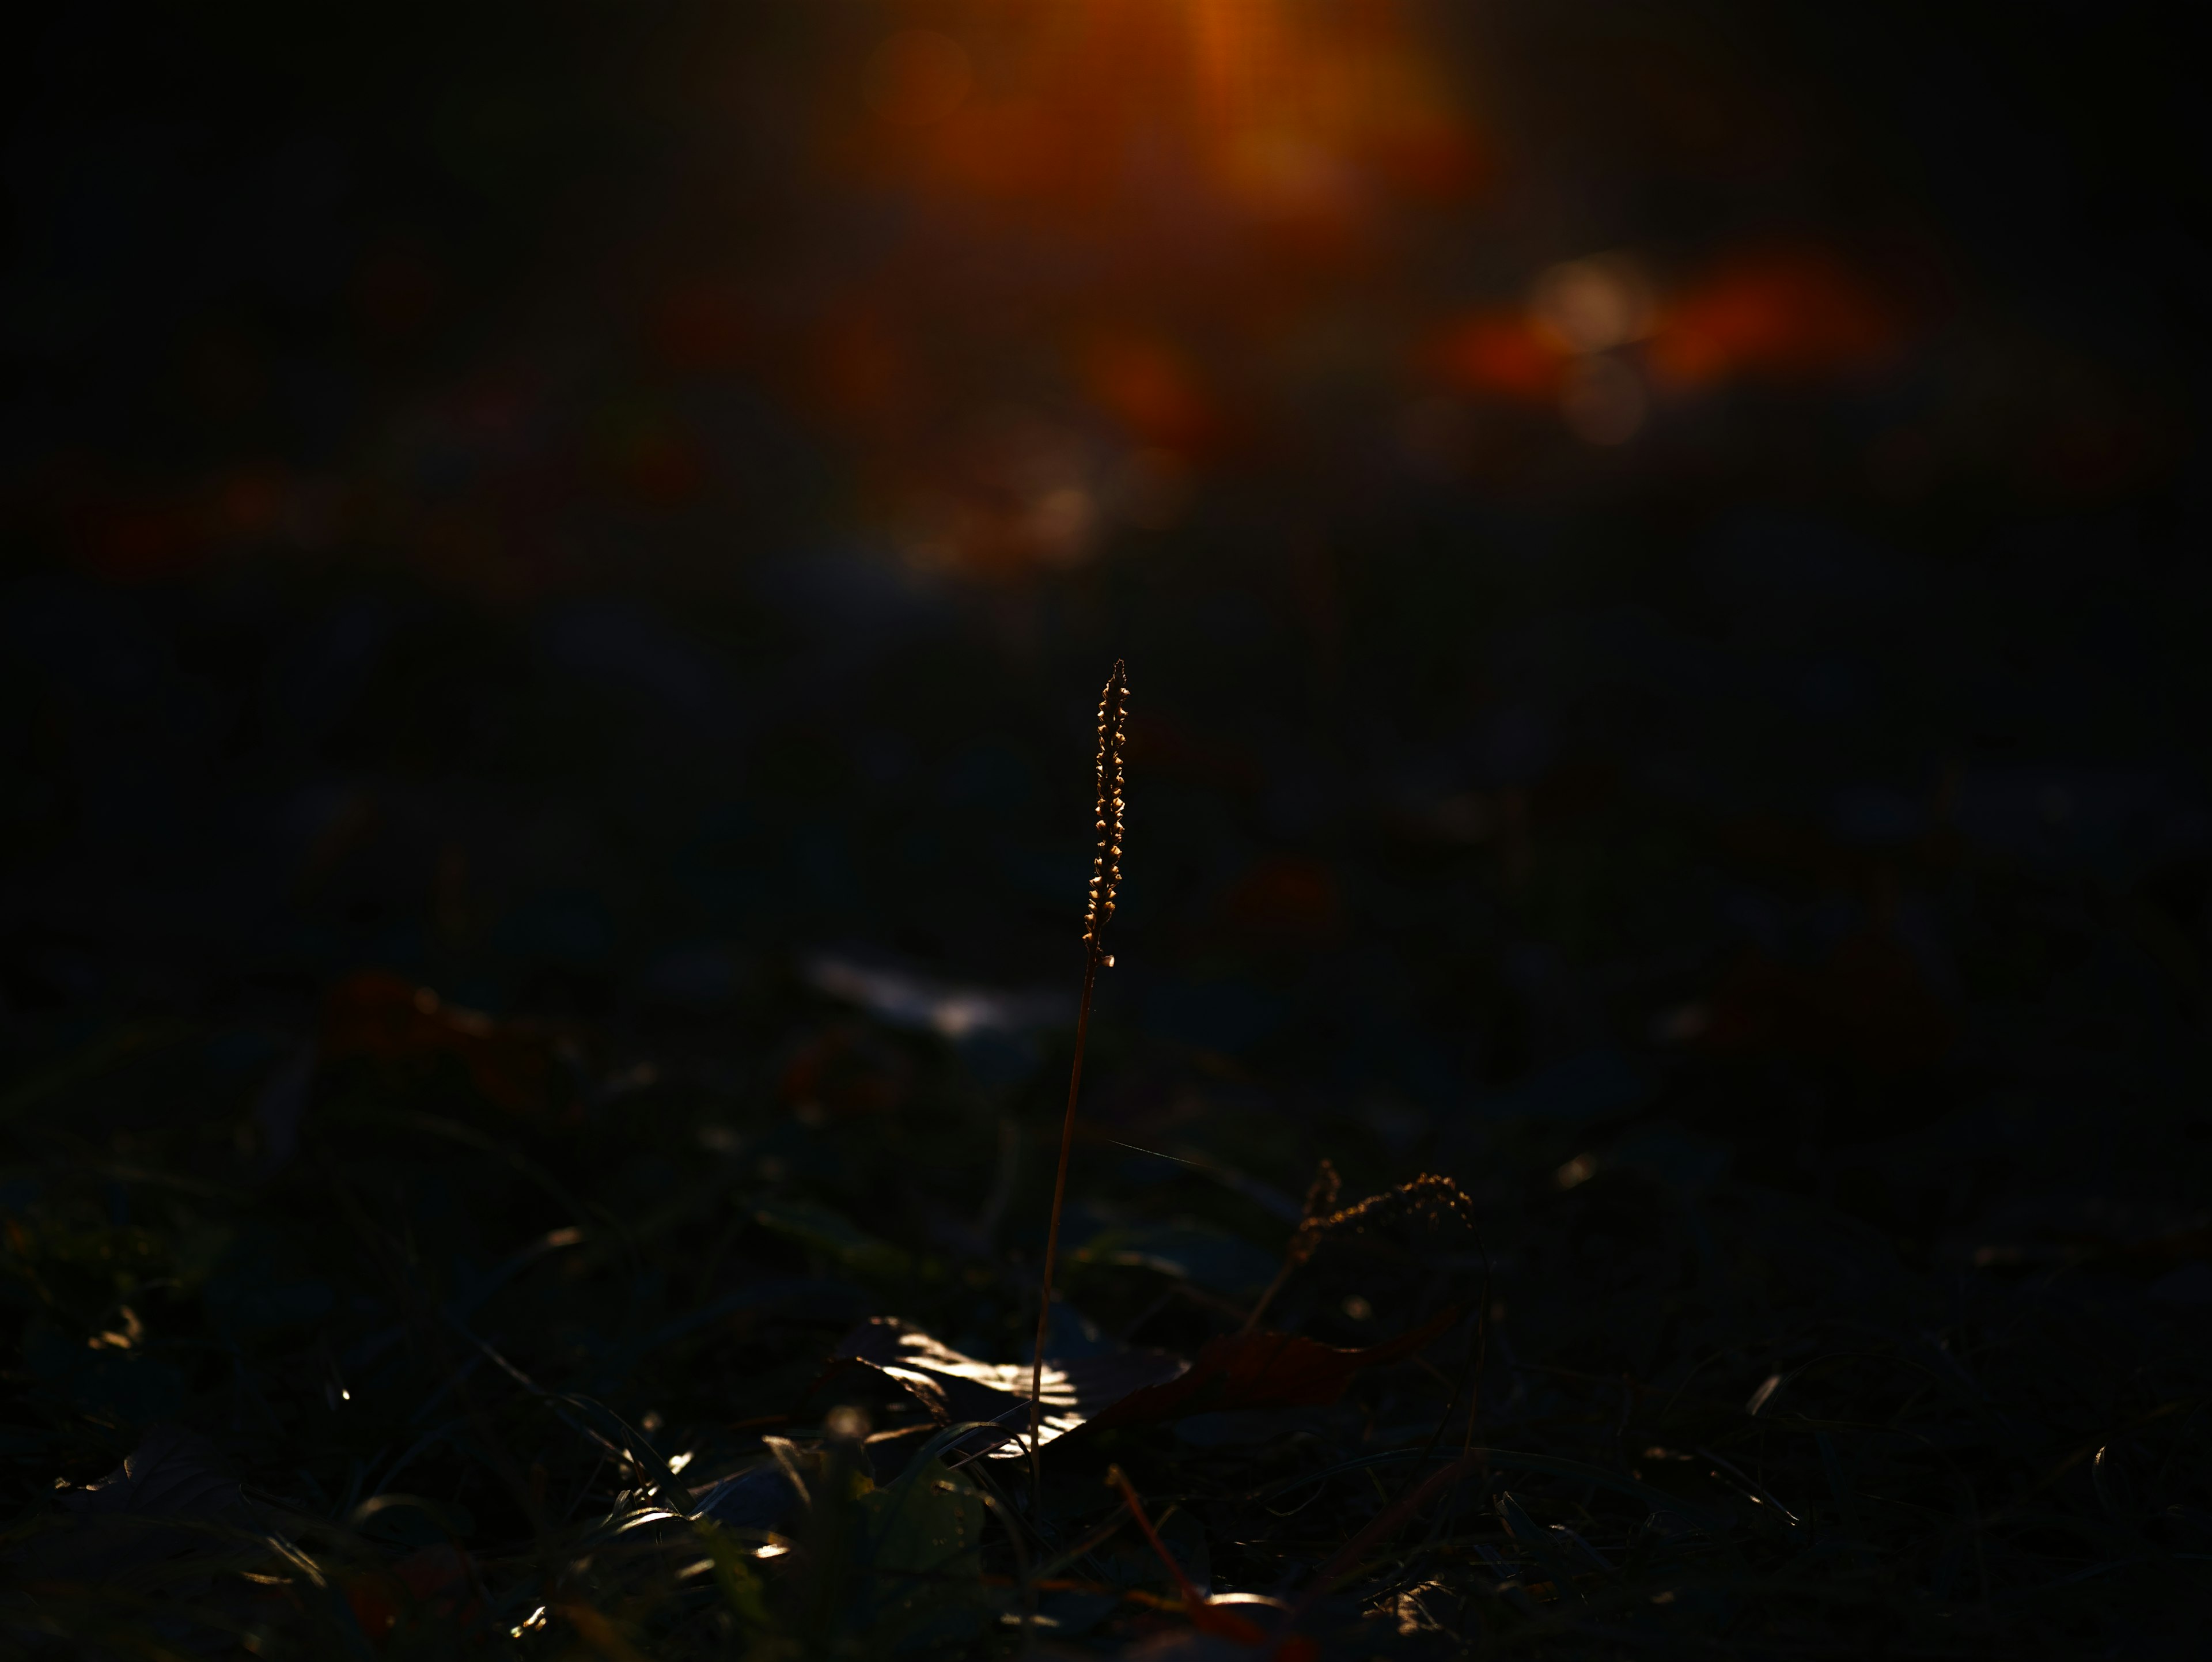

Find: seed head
[1084,660,1129,949]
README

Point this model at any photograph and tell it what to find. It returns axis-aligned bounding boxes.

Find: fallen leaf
[1088,1305,1462,1430]
[824,1308,1459,1456]
[17,1424,251,1585]
[825,1319,1187,1453]
[59,1423,243,1523]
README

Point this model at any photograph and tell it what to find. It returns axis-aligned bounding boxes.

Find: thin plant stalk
[1025,941,1099,1517]
[1028,660,1128,1524]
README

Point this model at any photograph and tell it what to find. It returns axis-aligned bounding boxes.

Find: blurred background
[3,0,2207,1273]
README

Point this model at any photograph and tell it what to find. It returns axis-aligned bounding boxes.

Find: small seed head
[1083,660,1130,950]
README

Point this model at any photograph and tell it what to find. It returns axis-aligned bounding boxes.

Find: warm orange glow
[1187,0,1482,219]
[799,2,1486,570]
[865,28,972,127]
[847,2,1480,230]
[1430,243,1905,447]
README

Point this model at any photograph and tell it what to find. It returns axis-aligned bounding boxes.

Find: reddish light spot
[1369,115,1488,202]
[1091,1305,1462,1426]
[1648,247,1901,388]
[1081,333,1218,453]
[1430,311,1566,403]
[82,501,206,581]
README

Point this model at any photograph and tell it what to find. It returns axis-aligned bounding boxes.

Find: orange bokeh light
[845,1,1483,240]
[1078,332,1219,456]
[1647,245,1901,388]
[795,1,1488,570]
[1429,311,1566,405]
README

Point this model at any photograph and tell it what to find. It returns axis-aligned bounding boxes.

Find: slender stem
[1029,941,1100,1523]
[1105,1464,1202,1609]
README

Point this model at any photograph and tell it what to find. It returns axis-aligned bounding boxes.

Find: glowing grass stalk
[1028,658,1128,1518]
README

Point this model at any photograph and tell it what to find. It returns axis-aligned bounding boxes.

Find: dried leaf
[17,1424,251,1585]
[59,1424,243,1523]
[825,1319,1185,1453]
[1088,1305,1462,1429]
[825,1308,1457,1456]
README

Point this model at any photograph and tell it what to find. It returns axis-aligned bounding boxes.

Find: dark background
[4,3,2212,1655]
[6,0,2206,1254]
[2,13,2210,1648]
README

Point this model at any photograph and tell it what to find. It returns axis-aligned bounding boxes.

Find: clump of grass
[1028,657,1128,1517]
